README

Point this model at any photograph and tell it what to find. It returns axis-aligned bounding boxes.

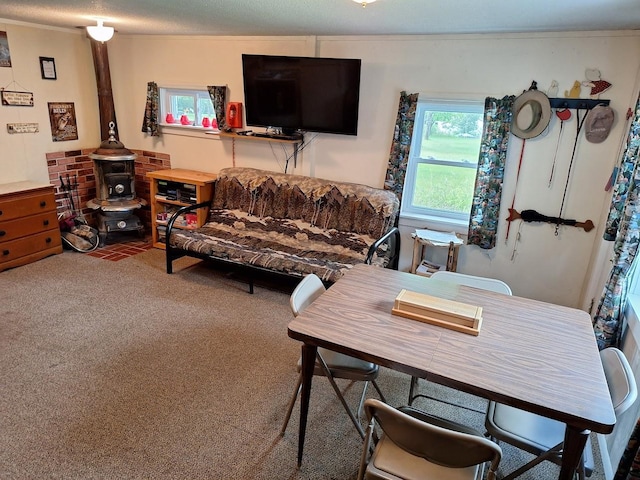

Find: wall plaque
[0,31,11,68]
[1,90,34,106]
[48,102,78,141]
[7,122,39,134]
[39,57,56,80]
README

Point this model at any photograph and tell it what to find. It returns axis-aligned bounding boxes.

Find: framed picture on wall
[48,102,78,142]
[0,31,11,67]
[39,57,56,80]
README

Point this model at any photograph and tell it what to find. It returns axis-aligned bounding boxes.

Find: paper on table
[415,229,463,245]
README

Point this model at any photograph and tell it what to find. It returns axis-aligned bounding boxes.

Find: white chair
[485,347,638,480]
[408,271,512,408]
[357,398,502,480]
[429,270,512,295]
[281,274,386,439]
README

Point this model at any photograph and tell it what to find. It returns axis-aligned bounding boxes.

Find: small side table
[147,169,217,249]
[411,231,461,276]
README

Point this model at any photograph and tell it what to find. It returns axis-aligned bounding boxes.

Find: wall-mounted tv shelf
[548,98,610,110]
[218,131,303,169]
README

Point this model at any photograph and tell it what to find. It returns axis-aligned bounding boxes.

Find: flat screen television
[241,54,362,136]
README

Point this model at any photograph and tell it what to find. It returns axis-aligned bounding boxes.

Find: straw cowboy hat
[511,86,552,139]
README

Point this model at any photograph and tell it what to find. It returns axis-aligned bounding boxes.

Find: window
[160,87,216,128]
[401,99,483,226]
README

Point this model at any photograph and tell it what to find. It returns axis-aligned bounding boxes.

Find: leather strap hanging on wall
[605,108,634,191]
[548,109,571,187]
[555,108,588,235]
[505,138,527,242]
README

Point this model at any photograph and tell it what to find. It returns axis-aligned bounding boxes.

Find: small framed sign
[1,90,34,106]
[7,122,39,134]
[39,57,56,80]
[0,31,11,68]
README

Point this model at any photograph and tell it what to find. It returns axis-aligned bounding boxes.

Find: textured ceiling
[0,0,639,36]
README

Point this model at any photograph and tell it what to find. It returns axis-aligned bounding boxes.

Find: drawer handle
[2,250,9,256]
[45,237,52,244]
[0,210,3,216]
[40,201,47,208]
[43,220,49,226]
[0,230,5,237]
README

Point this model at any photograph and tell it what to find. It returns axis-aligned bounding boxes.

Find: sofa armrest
[365,227,400,270]
[165,200,212,250]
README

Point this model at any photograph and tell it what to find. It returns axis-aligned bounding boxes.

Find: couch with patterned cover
[164,167,400,292]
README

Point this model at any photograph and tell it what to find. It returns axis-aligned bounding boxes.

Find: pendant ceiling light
[354,0,377,6]
[87,19,114,42]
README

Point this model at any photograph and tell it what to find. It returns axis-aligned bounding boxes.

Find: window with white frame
[401,99,484,227]
[160,87,216,128]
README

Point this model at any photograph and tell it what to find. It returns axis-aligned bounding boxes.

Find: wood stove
[87,122,146,246]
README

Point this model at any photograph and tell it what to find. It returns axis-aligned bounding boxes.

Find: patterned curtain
[383,91,419,206]
[467,96,516,249]
[141,81,160,137]
[592,95,640,350]
[208,86,229,132]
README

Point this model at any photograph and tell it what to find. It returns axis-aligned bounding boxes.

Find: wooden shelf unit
[146,169,217,249]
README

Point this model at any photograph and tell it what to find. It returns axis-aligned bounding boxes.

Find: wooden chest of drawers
[0,181,63,272]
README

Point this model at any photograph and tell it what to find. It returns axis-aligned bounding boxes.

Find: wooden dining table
[287,263,616,480]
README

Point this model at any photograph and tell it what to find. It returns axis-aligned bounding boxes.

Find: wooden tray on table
[391,289,483,336]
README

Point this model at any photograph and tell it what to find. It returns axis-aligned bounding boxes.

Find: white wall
[3,21,640,310]
[106,30,640,307]
[106,35,318,173]
[0,21,100,184]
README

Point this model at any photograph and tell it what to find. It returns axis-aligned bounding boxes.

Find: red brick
[46,151,65,160]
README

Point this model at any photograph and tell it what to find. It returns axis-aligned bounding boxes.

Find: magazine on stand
[415,259,443,277]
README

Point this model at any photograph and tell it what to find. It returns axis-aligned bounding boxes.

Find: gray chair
[281,274,386,439]
[485,347,638,480]
[357,398,502,480]
[408,271,512,408]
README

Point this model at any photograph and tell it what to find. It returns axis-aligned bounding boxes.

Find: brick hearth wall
[46,149,171,231]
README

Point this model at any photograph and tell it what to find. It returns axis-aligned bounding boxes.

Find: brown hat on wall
[584,104,615,143]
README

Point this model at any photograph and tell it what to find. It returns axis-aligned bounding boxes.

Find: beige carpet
[0,249,603,479]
